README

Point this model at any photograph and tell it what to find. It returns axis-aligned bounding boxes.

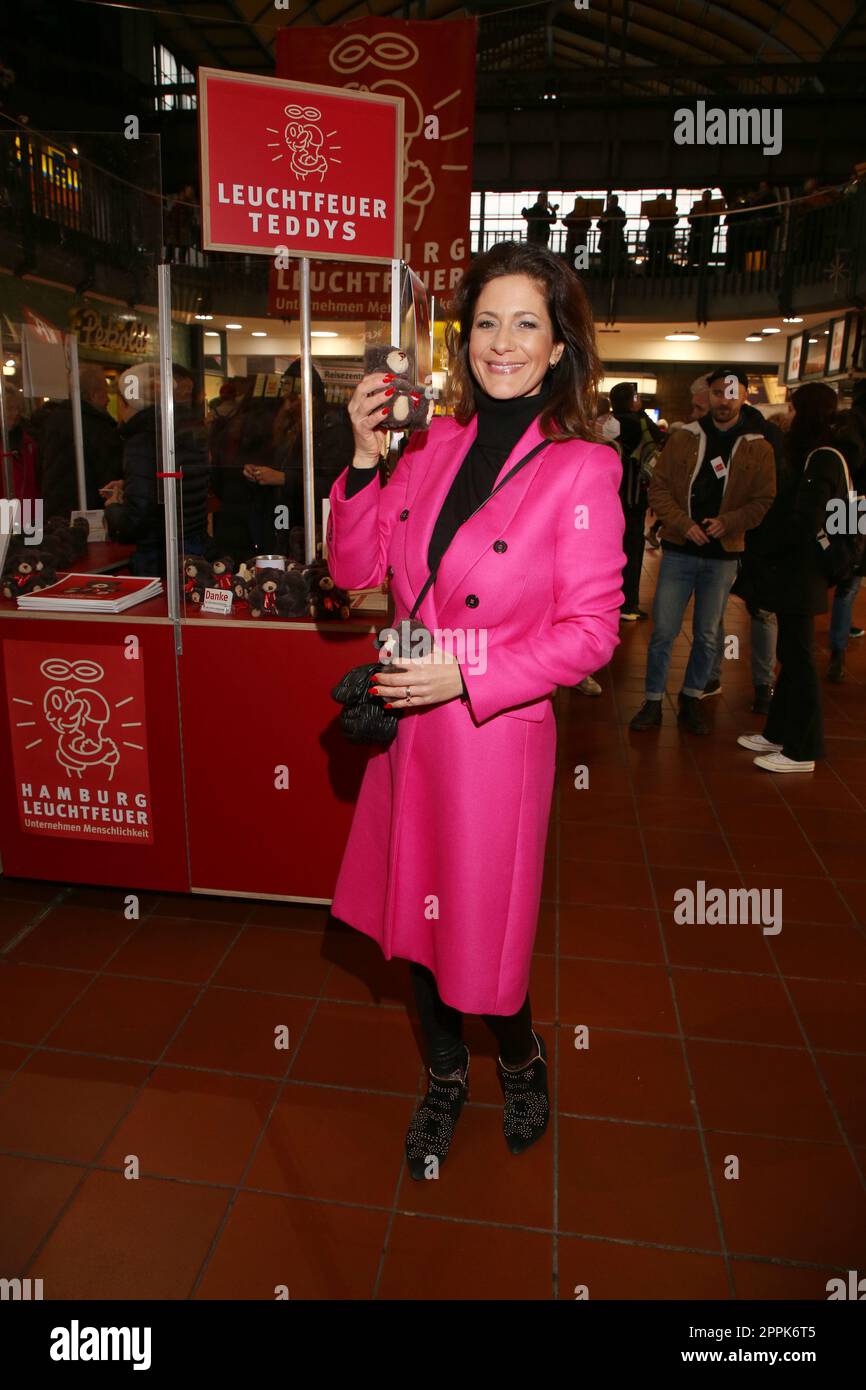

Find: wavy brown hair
[444,241,602,441]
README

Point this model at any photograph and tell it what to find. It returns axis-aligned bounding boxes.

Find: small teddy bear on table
[210,556,234,590]
[181,555,215,606]
[2,550,57,599]
[303,560,352,621]
[364,344,436,432]
[248,567,308,619]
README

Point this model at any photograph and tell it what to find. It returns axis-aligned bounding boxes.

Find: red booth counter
[177,602,384,903]
[0,587,387,902]
[0,593,189,892]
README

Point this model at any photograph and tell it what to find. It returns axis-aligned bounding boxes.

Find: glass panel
[0,130,168,606]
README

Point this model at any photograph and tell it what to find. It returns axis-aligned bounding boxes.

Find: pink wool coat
[326,413,625,1014]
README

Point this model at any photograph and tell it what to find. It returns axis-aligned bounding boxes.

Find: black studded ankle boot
[405,1045,470,1181]
[496,1031,550,1155]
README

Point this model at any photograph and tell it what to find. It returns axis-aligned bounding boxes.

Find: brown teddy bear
[363,343,436,432]
[2,550,57,598]
[248,568,307,619]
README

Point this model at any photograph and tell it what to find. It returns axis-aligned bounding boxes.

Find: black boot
[630,699,662,731]
[496,1031,550,1155]
[827,649,846,683]
[677,692,709,735]
[405,1045,470,1180]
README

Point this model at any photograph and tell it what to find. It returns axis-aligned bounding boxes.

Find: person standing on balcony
[521,192,557,247]
[561,197,592,268]
[630,366,775,735]
[645,192,677,273]
[598,194,627,277]
[687,190,720,271]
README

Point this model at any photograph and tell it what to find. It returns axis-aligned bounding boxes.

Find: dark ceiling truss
[138,0,864,94]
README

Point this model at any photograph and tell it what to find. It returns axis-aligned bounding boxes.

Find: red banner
[3,640,154,844]
[198,68,403,262]
[272,16,477,320]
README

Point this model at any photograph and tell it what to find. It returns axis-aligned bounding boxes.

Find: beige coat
[649,420,775,552]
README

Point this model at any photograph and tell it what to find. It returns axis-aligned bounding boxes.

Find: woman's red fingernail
[384,389,394,396]
[383,374,394,382]
[381,407,389,414]
[384,703,393,708]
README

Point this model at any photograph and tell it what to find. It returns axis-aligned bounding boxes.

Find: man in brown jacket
[631,366,776,734]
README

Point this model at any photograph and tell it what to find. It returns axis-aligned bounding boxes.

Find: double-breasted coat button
[465,594,479,608]
[386,565,394,578]
[493,539,507,552]
[399,508,409,520]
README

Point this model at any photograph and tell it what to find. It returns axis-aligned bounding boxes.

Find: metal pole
[157,262,181,631]
[0,345,11,497]
[299,255,316,566]
[389,258,403,473]
[65,332,87,512]
[390,257,402,352]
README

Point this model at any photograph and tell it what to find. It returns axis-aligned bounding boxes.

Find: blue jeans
[711,607,777,686]
[829,575,862,651]
[645,550,738,699]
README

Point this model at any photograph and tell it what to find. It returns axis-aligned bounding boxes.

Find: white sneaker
[737,733,783,753]
[753,752,815,774]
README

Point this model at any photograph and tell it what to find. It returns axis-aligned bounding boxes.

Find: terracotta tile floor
[1,559,865,1300]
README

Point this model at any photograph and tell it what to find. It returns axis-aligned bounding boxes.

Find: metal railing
[471,187,866,317]
[2,127,863,326]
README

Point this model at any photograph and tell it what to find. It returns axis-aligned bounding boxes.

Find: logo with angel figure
[267,104,342,182]
[32,657,127,781]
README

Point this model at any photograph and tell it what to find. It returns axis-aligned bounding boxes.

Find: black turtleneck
[344,372,552,577]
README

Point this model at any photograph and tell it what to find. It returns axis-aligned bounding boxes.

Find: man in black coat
[610,380,665,620]
[38,363,122,520]
[701,372,785,714]
[103,364,210,576]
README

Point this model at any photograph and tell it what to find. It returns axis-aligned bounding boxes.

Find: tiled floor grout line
[0,883,72,956]
[680,735,866,1196]
[370,1060,426,1300]
[7,942,866,988]
[18,891,255,1280]
[610,613,738,1299]
[184,932,342,1299]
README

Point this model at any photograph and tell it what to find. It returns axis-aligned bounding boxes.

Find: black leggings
[409,962,534,1074]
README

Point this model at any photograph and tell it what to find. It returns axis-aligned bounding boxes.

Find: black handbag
[330,437,552,744]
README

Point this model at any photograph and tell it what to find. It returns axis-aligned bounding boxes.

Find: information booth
[0,108,434,904]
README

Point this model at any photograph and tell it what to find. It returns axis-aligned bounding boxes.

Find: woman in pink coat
[326,241,625,1178]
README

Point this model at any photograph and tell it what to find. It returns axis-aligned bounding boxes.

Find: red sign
[3,640,153,844]
[198,68,403,263]
[272,16,477,320]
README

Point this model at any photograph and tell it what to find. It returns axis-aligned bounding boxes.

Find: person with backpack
[735,382,856,772]
[826,381,866,681]
[610,381,664,620]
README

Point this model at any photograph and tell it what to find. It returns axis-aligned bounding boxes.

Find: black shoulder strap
[409,438,552,619]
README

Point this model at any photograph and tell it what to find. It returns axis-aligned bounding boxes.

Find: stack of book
[16,574,163,613]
